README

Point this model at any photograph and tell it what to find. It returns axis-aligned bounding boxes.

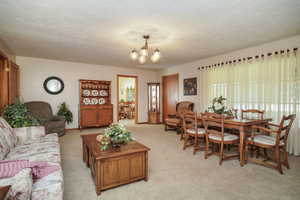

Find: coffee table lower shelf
[81,133,150,195]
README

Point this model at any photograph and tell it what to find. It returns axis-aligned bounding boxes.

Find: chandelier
[130,35,161,64]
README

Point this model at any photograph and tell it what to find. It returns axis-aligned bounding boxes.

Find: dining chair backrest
[201,112,226,140]
[276,114,296,146]
[182,112,198,133]
[241,109,264,120]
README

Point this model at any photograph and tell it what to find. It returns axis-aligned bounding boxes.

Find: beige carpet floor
[60,123,300,200]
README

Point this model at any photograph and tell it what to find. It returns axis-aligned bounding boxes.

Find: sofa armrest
[51,116,65,122]
[13,126,46,145]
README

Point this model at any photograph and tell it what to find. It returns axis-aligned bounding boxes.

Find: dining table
[197,115,272,166]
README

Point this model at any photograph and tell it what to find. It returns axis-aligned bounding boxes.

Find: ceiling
[0,0,300,70]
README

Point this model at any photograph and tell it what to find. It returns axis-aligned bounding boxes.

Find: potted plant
[99,123,133,151]
[57,102,73,124]
[3,102,39,128]
[3,102,41,143]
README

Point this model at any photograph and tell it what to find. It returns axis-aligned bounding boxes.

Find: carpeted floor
[60,123,300,200]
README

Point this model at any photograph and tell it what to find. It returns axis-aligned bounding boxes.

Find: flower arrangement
[207,96,233,116]
[99,123,133,151]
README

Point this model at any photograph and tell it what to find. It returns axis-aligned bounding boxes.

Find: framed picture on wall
[183,77,197,96]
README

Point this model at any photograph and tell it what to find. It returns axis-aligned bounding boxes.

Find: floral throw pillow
[0,118,18,147]
[0,133,10,160]
[0,168,33,200]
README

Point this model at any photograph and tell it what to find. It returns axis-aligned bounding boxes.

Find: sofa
[0,117,63,200]
[25,101,66,136]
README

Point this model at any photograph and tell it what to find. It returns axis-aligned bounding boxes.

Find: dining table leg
[239,126,245,167]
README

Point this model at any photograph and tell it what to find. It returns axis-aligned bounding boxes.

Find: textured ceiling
[0,0,300,70]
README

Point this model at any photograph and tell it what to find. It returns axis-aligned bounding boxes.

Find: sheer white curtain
[200,51,300,155]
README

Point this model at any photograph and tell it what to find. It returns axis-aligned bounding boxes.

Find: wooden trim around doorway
[117,74,138,124]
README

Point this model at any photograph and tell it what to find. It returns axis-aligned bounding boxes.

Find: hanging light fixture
[130,35,161,64]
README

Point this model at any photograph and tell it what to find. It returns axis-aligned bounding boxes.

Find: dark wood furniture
[245,114,296,174]
[0,185,10,200]
[79,79,113,129]
[202,112,240,165]
[81,133,150,195]
[241,109,264,120]
[147,83,160,124]
[182,112,205,154]
[0,52,19,114]
[165,101,194,133]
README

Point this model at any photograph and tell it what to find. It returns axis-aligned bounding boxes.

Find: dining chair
[182,112,205,154]
[202,112,240,165]
[241,109,264,120]
[165,101,194,134]
[245,114,296,174]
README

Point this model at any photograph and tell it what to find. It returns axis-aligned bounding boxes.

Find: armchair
[245,114,296,174]
[25,101,66,136]
[164,101,194,134]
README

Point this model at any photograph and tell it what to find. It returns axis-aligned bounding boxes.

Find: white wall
[17,56,158,128]
[159,34,300,113]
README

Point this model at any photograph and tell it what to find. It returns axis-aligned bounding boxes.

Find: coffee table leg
[144,152,148,181]
[239,126,245,167]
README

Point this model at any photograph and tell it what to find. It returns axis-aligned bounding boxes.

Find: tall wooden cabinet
[0,52,19,114]
[79,79,113,129]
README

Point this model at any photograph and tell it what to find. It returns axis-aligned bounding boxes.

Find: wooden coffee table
[81,133,150,195]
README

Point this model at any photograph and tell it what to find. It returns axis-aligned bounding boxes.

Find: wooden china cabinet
[79,79,113,129]
[147,83,160,124]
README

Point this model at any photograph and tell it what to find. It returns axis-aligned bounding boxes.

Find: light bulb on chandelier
[130,35,161,64]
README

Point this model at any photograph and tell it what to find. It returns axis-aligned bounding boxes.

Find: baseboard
[136,122,148,124]
[65,128,79,131]
[136,122,163,125]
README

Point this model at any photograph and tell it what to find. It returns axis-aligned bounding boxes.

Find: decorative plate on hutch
[91,90,99,96]
[99,90,108,96]
[99,98,106,104]
[83,89,90,96]
[91,98,98,105]
[83,98,90,105]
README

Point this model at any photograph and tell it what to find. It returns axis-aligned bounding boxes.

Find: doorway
[117,75,138,125]
[162,74,179,122]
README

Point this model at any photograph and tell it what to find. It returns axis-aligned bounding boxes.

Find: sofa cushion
[31,167,63,200]
[22,134,59,145]
[0,168,33,200]
[0,117,18,148]
[6,139,61,164]
[165,118,180,125]
[13,126,47,145]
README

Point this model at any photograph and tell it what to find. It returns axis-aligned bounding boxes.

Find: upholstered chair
[182,112,206,154]
[202,112,240,165]
[245,114,296,174]
[25,101,66,136]
[164,101,194,133]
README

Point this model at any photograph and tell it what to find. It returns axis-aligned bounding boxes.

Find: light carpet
[60,123,300,200]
